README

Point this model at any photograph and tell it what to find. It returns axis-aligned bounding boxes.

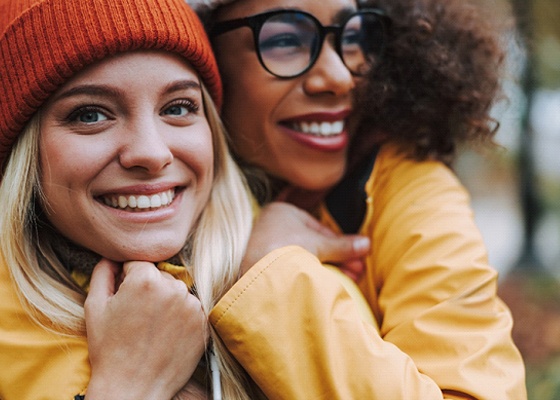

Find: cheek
[219,52,273,127]
[222,79,271,141]
[40,136,77,194]
[39,134,115,220]
[180,132,215,191]
[40,135,103,190]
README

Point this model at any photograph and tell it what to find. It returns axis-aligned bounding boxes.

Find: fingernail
[353,237,370,252]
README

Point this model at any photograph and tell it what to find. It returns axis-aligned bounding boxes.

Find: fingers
[121,261,190,300]
[249,201,371,266]
[317,235,370,264]
[338,259,367,282]
[85,258,206,399]
[122,260,151,277]
[122,260,166,283]
[350,235,371,256]
[317,237,369,283]
[301,211,337,238]
[88,258,121,302]
[85,258,121,323]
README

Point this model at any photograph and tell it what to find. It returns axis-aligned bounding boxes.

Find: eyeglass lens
[257,12,385,78]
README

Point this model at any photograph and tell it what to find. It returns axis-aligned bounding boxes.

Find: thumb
[317,235,370,265]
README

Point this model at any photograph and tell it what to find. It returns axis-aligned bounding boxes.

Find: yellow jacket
[0,258,90,399]
[0,253,371,399]
[210,144,527,399]
[0,144,526,399]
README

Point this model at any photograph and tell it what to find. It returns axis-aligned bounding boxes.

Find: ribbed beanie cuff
[0,0,222,167]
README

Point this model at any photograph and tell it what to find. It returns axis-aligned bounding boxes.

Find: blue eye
[163,105,189,116]
[80,111,107,123]
[162,100,199,117]
[67,107,109,124]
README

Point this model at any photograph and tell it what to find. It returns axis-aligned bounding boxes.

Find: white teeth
[102,189,175,210]
[294,120,344,137]
[150,194,162,208]
[118,196,128,209]
[137,195,150,209]
[128,196,137,208]
[310,122,320,134]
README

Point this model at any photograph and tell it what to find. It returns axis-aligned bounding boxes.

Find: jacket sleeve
[357,145,526,399]
[0,259,90,400]
[209,246,452,400]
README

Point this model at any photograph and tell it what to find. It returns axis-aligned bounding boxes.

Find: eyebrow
[49,79,202,104]
[51,84,124,103]
[162,80,202,96]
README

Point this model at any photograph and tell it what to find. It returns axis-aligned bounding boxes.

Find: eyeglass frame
[209,8,391,79]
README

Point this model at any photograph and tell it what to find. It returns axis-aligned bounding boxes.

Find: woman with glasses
[186,0,527,398]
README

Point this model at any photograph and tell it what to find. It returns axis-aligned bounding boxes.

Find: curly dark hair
[350,0,508,167]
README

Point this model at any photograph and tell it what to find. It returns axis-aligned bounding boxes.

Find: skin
[40,51,213,263]
[35,28,369,399]
[213,0,358,193]
[36,46,366,399]
[213,0,369,278]
[240,202,370,280]
[86,259,207,400]
[39,51,211,399]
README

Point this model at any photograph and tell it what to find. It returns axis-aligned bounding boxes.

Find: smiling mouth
[287,120,345,137]
[100,188,176,211]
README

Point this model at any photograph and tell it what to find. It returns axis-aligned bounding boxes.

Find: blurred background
[458,0,560,398]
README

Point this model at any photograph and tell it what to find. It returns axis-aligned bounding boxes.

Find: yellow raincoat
[0,144,526,399]
[210,144,527,399]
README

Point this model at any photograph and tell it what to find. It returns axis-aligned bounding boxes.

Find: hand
[85,259,208,400]
[241,202,370,281]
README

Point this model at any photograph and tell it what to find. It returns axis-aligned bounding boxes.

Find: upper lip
[95,182,183,197]
[280,110,351,123]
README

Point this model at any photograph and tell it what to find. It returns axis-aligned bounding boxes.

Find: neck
[49,234,101,276]
[273,183,328,214]
[49,233,185,276]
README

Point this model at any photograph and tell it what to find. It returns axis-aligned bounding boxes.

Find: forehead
[215,0,358,23]
[53,51,198,91]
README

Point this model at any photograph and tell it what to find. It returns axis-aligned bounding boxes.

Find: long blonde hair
[0,84,255,399]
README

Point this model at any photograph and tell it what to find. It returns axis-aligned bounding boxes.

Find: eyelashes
[62,97,201,127]
[161,99,200,117]
[66,106,110,125]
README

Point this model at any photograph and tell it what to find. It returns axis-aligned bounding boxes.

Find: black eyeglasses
[210,9,389,79]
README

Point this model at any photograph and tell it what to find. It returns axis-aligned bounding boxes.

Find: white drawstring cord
[210,348,222,400]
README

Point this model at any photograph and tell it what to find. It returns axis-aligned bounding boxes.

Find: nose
[118,119,173,173]
[303,40,355,96]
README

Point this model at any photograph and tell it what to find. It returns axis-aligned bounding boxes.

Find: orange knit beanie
[0,0,222,169]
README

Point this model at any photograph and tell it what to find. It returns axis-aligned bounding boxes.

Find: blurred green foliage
[527,358,560,399]
[534,0,560,88]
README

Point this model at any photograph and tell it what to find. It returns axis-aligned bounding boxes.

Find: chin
[297,173,345,192]
[294,165,346,191]
[115,244,186,263]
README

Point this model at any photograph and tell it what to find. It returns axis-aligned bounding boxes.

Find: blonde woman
[0,0,253,398]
